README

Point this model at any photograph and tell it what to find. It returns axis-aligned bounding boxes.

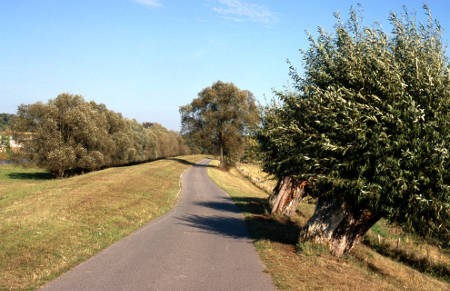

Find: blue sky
[1,0,449,130]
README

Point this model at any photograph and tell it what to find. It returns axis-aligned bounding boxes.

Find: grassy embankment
[0,155,207,290]
[208,161,449,290]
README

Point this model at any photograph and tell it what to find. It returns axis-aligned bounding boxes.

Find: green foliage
[180,81,259,166]
[11,93,189,177]
[144,122,191,159]
[0,135,9,147]
[240,136,261,163]
[258,6,449,244]
[0,113,14,132]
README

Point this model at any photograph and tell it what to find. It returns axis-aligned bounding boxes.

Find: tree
[143,122,191,159]
[12,94,112,176]
[180,81,259,166]
[257,6,449,255]
[0,113,14,132]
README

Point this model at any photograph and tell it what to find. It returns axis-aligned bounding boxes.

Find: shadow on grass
[233,197,270,216]
[232,196,301,245]
[182,195,301,245]
[7,172,53,180]
[363,237,450,282]
[350,252,393,279]
[177,213,301,245]
[167,157,216,168]
[245,215,302,245]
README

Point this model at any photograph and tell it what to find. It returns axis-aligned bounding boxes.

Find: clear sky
[1,0,449,131]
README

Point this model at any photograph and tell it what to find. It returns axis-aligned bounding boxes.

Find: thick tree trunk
[269,176,307,216]
[300,196,344,243]
[300,196,380,256]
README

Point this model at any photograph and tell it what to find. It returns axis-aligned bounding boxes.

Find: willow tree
[258,6,449,255]
[180,81,259,166]
[12,94,113,177]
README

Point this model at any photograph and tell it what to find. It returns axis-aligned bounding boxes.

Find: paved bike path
[41,159,275,291]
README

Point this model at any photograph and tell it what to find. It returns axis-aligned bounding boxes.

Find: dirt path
[41,159,275,291]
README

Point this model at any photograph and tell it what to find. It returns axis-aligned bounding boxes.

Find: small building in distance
[0,132,9,153]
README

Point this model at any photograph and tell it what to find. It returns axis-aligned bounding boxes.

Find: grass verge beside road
[0,155,207,290]
[207,160,449,290]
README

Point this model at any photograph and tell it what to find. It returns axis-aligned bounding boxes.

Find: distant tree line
[12,94,191,177]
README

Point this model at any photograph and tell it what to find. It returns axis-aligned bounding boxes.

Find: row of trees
[12,94,190,177]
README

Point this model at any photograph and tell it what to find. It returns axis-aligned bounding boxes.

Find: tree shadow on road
[195,201,243,214]
[178,215,251,239]
[194,196,266,215]
[178,207,301,245]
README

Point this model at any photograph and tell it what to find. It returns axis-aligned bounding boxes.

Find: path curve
[41,159,275,291]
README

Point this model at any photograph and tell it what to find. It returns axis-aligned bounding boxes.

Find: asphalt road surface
[41,159,275,291]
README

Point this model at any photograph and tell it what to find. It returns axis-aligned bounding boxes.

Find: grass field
[0,155,207,290]
[208,161,449,290]
[236,162,276,194]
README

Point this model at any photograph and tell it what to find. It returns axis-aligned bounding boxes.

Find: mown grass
[208,160,449,290]
[0,155,207,291]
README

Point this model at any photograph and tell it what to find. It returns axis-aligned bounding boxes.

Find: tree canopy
[258,6,449,254]
[0,113,14,132]
[12,93,190,177]
[180,81,259,166]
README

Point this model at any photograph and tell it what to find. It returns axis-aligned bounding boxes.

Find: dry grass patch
[208,161,449,290]
[236,162,276,194]
[0,155,207,290]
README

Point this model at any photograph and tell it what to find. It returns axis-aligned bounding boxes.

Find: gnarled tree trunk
[269,176,307,216]
[300,195,380,256]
